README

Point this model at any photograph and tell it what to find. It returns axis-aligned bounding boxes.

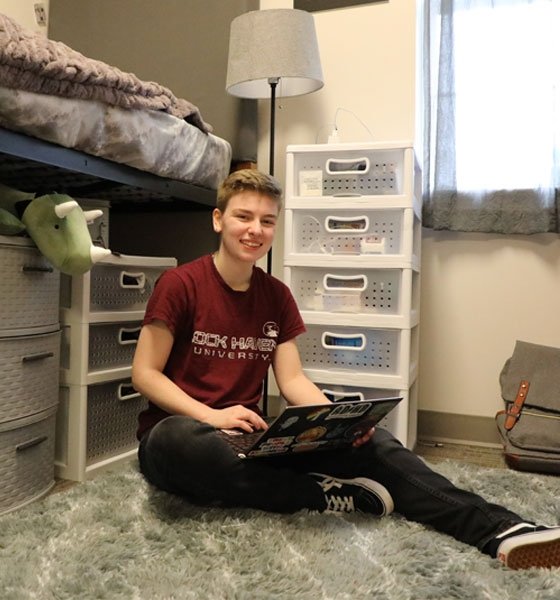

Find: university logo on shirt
[191,323,279,362]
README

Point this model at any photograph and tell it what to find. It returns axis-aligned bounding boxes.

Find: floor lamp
[226,8,324,412]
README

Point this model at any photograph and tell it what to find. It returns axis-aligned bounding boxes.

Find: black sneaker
[491,523,560,569]
[310,473,393,516]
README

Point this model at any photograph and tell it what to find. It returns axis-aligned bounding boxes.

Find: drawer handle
[323,274,367,292]
[322,389,365,402]
[326,156,370,175]
[321,332,366,351]
[22,351,54,363]
[118,383,141,401]
[120,271,146,290]
[22,265,54,273]
[16,435,48,452]
[118,326,141,345]
[325,215,369,233]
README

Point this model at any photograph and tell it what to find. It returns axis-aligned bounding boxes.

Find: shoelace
[326,494,355,512]
[318,477,342,492]
[318,477,357,512]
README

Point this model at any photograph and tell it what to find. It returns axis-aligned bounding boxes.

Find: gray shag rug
[1,460,560,600]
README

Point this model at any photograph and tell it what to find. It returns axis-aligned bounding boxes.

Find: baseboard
[417,410,502,448]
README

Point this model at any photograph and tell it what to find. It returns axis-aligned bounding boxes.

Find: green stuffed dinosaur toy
[0,183,111,275]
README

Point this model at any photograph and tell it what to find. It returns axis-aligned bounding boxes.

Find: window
[453,1,559,192]
[423,0,560,233]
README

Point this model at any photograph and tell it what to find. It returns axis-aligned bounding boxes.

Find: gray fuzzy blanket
[0,13,211,133]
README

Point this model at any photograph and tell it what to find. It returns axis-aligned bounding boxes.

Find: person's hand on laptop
[352,426,375,448]
[209,405,269,433]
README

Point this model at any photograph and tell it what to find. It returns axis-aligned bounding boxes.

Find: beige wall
[260,0,560,432]
[47,0,258,161]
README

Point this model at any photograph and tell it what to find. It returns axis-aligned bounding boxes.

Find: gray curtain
[423,0,560,234]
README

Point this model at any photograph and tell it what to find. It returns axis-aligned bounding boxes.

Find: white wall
[260,0,560,426]
[421,230,560,417]
[0,0,49,33]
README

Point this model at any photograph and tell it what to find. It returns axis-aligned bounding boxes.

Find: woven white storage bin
[0,405,57,515]
[285,266,419,328]
[60,320,142,385]
[0,235,60,336]
[60,253,177,323]
[0,327,60,423]
[56,379,148,481]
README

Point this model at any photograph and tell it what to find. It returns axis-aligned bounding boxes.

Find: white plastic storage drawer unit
[60,320,142,385]
[60,253,177,323]
[0,235,60,336]
[56,379,148,482]
[57,252,177,482]
[284,142,421,449]
[285,265,419,328]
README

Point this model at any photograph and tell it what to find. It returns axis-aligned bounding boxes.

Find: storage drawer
[0,328,60,423]
[56,380,148,479]
[287,266,416,317]
[0,406,57,515]
[86,379,147,464]
[297,324,401,375]
[287,207,421,256]
[60,320,142,384]
[0,235,60,336]
[291,146,405,197]
[60,253,177,322]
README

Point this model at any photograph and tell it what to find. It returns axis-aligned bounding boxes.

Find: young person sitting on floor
[132,168,560,571]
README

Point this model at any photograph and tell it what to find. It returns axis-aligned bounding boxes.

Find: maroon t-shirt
[136,254,306,439]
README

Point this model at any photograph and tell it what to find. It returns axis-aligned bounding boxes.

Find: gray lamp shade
[226,9,324,99]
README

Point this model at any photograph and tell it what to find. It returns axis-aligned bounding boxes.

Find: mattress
[0,85,232,191]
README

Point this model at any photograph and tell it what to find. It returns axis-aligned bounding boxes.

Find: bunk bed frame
[0,127,218,210]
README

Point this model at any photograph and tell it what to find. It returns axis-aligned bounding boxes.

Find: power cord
[317,107,375,144]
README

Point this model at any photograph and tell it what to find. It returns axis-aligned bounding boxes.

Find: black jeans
[138,415,524,555]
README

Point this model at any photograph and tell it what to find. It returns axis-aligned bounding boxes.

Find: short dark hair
[217,169,283,212]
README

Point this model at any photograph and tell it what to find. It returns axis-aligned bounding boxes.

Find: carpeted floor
[3,451,560,599]
[416,440,507,469]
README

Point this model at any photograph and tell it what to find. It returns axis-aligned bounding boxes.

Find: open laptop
[218,397,402,459]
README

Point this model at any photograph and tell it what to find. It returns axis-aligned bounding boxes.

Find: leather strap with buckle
[504,380,530,430]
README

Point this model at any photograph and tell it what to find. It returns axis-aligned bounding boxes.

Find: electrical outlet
[34,3,47,26]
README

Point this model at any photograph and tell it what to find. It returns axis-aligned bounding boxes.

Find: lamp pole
[263,77,279,414]
[267,77,278,275]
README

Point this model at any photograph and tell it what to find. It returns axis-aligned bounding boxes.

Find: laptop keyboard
[219,430,263,454]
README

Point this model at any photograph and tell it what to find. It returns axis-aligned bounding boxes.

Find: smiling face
[212,190,279,265]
